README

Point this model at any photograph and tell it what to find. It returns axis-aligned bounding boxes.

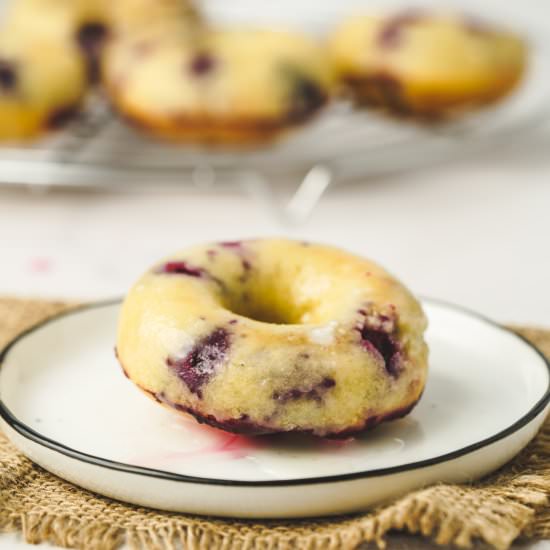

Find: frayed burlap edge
[0,297,549,550]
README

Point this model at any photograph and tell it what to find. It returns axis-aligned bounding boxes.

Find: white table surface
[1,131,549,325]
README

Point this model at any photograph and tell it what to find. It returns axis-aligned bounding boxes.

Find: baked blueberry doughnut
[110,0,201,38]
[102,29,333,144]
[329,11,527,118]
[116,239,428,438]
[6,0,199,84]
[6,0,111,83]
[0,0,199,140]
[0,26,89,141]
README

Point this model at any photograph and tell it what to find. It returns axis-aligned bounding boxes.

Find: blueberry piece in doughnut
[241,259,251,272]
[358,73,410,115]
[378,10,425,48]
[166,328,230,398]
[238,258,252,283]
[189,52,216,76]
[0,60,17,92]
[287,73,327,123]
[160,261,227,291]
[320,376,336,389]
[272,377,335,404]
[361,327,402,378]
[46,104,80,129]
[75,22,109,83]
[160,261,205,277]
[272,388,305,403]
[76,22,108,52]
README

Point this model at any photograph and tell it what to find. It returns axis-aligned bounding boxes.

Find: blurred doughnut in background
[329,11,527,119]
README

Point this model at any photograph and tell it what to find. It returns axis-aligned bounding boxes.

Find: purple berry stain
[378,10,425,48]
[167,328,230,398]
[76,22,108,53]
[160,261,204,277]
[356,72,412,116]
[46,105,79,129]
[242,259,251,272]
[159,260,226,291]
[190,52,215,76]
[0,60,16,91]
[357,307,402,377]
[288,75,326,122]
[361,326,401,377]
[75,22,109,82]
[272,377,335,404]
[218,241,253,281]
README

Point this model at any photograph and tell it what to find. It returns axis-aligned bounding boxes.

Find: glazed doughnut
[116,239,428,438]
[329,11,527,118]
[102,29,333,144]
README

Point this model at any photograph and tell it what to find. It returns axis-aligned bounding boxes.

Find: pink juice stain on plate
[130,419,263,467]
[130,416,355,468]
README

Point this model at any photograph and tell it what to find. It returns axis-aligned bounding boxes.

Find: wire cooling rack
[1,26,550,222]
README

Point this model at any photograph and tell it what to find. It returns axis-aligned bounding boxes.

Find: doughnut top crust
[102,29,333,143]
[0,25,88,140]
[329,11,527,117]
[6,0,111,83]
[117,239,428,437]
[109,0,201,38]
[0,0,115,140]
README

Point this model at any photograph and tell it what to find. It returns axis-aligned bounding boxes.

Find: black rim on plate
[0,298,549,487]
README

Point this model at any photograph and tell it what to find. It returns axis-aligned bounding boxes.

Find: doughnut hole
[220,283,304,325]
[217,258,356,326]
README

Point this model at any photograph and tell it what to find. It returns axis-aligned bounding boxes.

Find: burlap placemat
[0,297,549,550]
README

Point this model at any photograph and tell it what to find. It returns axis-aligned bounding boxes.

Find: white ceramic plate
[0,299,548,518]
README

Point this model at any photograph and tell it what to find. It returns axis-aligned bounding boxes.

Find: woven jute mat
[1,297,550,550]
